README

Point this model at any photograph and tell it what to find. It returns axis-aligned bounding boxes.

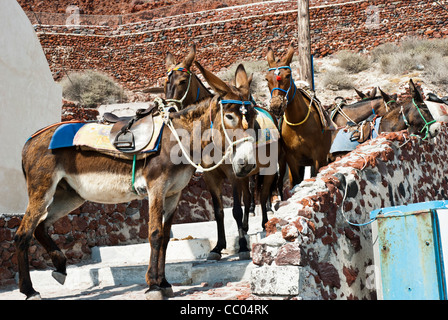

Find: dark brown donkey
[331,79,440,157]
[378,79,440,139]
[330,87,394,129]
[266,44,331,187]
[164,45,279,260]
[16,69,257,300]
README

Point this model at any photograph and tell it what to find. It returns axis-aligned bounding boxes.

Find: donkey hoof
[161,286,174,298]
[238,251,251,260]
[207,252,222,261]
[145,289,164,300]
[52,271,66,285]
[26,292,42,300]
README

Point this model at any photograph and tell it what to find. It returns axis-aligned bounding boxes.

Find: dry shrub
[336,50,370,74]
[322,69,353,90]
[60,70,127,107]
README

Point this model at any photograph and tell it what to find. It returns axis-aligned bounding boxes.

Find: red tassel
[276,75,282,81]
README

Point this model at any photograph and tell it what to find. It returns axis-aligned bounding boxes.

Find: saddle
[103,104,158,153]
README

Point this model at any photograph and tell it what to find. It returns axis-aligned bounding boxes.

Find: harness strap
[165,67,196,108]
[283,92,314,127]
[159,97,254,174]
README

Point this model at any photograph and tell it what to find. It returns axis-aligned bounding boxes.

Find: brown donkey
[164,45,280,260]
[330,87,394,129]
[16,68,257,300]
[266,44,331,188]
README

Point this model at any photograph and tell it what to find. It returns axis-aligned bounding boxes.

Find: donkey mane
[170,96,213,123]
[344,96,383,109]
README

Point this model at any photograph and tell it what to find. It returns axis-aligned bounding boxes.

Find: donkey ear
[183,44,196,69]
[379,87,392,101]
[166,52,176,70]
[235,64,249,89]
[369,87,377,99]
[248,73,253,87]
[354,88,366,99]
[267,47,276,68]
[409,79,424,102]
[283,43,295,66]
[195,61,231,97]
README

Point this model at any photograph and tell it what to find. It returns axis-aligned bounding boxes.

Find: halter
[401,99,437,140]
[268,66,297,105]
[165,67,200,108]
[268,66,314,127]
[159,97,254,173]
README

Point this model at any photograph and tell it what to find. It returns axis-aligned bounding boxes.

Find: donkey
[16,66,257,300]
[266,44,332,188]
[164,45,279,260]
[330,87,393,129]
[330,79,440,159]
[378,79,440,139]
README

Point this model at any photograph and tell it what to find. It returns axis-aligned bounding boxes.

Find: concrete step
[25,255,256,291]
[21,208,269,292]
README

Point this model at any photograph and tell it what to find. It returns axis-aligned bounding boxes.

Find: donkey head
[405,79,440,139]
[392,80,440,139]
[195,61,257,177]
[265,44,295,118]
[164,45,196,109]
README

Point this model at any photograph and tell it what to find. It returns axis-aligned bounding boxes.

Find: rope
[283,92,314,126]
[163,100,254,173]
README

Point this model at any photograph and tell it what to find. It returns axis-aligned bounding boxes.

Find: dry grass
[336,50,371,74]
[60,70,127,107]
[372,38,448,83]
[322,69,354,91]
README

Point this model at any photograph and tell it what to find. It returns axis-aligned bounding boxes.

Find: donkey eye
[226,114,234,121]
[285,74,291,79]
[179,80,187,85]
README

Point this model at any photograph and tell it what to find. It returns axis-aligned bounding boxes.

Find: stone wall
[34,0,448,91]
[250,124,448,299]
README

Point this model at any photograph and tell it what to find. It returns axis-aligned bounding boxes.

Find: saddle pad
[73,115,165,157]
[330,117,381,154]
[298,88,335,131]
[254,107,280,147]
[329,129,361,154]
[48,123,87,149]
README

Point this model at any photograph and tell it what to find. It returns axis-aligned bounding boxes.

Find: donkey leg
[241,177,251,233]
[232,185,250,260]
[260,174,276,230]
[248,175,256,216]
[203,173,226,260]
[14,211,43,300]
[34,183,85,285]
[145,193,165,300]
[14,173,62,300]
[157,193,181,298]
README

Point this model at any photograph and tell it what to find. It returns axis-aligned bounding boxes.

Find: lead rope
[162,99,254,173]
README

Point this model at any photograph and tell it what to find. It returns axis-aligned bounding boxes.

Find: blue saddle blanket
[49,123,86,149]
[330,117,381,154]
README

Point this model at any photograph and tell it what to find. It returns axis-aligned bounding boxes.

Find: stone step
[24,255,256,291]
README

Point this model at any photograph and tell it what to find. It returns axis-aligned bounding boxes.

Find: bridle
[400,99,437,140]
[268,66,297,105]
[268,66,314,127]
[165,67,200,109]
